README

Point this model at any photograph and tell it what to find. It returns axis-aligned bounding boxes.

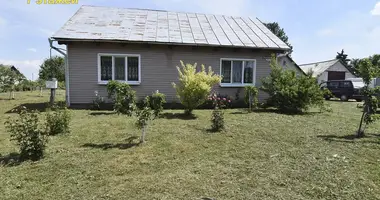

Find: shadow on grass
[89,111,116,116]
[82,136,140,150]
[317,134,380,144]
[159,112,197,120]
[5,101,66,113]
[230,108,319,116]
[0,152,23,167]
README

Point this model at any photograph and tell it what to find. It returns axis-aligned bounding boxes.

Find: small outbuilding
[299,59,356,83]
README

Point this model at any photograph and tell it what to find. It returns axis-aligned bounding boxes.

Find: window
[340,81,351,88]
[220,59,256,86]
[98,54,141,85]
[327,81,339,88]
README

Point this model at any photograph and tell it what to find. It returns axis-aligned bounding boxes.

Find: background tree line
[0,56,65,99]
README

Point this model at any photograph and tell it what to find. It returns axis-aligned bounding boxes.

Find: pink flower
[223,98,226,101]
[228,100,231,103]
[217,98,220,100]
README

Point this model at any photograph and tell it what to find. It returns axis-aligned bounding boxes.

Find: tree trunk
[357,111,366,138]
[40,87,43,97]
[140,126,146,143]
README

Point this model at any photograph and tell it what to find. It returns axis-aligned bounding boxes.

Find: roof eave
[51,37,291,51]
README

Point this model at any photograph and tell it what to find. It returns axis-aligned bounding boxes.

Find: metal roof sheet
[299,59,340,77]
[52,5,290,50]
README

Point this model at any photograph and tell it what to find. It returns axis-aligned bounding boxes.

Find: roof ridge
[80,5,251,18]
[299,58,339,66]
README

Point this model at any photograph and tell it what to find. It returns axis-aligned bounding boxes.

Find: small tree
[5,108,48,161]
[356,58,380,137]
[0,66,24,99]
[146,90,166,118]
[209,93,231,132]
[135,105,154,143]
[244,86,258,112]
[172,61,221,115]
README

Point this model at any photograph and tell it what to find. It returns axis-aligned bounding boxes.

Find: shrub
[211,109,224,132]
[146,90,166,118]
[172,61,221,115]
[209,93,230,132]
[4,107,47,161]
[244,86,258,111]
[92,90,105,110]
[45,108,71,136]
[135,105,154,143]
[261,55,327,113]
[107,81,136,116]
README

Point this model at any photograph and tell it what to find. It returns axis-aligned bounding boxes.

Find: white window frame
[220,58,256,87]
[97,53,141,85]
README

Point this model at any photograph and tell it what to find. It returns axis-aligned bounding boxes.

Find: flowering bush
[107,81,136,116]
[209,93,232,132]
[207,93,232,109]
[92,90,105,110]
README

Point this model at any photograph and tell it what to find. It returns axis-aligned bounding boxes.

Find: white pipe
[49,38,70,107]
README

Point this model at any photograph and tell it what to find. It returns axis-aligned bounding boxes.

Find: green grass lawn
[0,91,380,200]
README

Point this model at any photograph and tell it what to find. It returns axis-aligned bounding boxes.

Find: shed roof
[299,59,342,77]
[52,5,290,50]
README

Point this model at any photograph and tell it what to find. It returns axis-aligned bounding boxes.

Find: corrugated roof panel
[143,10,158,41]
[215,15,243,46]
[241,17,277,48]
[224,16,256,47]
[196,14,219,45]
[299,59,340,77]
[53,6,290,50]
[168,12,182,43]
[187,13,207,44]
[250,17,288,49]
[233,17,267,48]
[205,14,231,46]
[156,11,169,42]
[178,13,195,44]
[129,10,148,41]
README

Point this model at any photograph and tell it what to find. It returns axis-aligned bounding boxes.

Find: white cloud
[317,28,335,36]
[27,48,37,53]
[371,2,380,15]
[0,59,42,80]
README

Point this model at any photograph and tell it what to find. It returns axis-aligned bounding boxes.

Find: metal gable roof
[52,5,290,50]
[299,59,340,77]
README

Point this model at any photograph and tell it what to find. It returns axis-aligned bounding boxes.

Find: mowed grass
[0,91,380,200]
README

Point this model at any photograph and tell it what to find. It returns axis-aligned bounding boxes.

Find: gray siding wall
[67,42,277,104]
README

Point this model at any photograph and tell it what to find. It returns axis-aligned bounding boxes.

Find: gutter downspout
[49,38,70,107]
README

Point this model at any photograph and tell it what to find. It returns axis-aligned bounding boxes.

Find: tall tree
[349,58,361,76]
[336,49,350,66]
[264,22,293,54]
[39,56,65,82]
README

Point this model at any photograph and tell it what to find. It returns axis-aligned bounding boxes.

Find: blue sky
[0,0,379,80]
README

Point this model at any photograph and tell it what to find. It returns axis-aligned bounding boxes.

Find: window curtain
[128,57,139,81]
[244,61,254,83]
[114,57,125,80]
[221,60,231,83]
[101,56,112,81]
[232,61,243,83]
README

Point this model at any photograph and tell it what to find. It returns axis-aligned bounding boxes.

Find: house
[51,5,290,107]
[299,59,356,84]
[0,65,22,75]
[277,54,306,76]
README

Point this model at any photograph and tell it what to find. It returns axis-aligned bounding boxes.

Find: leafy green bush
[172,61,221,115]
[261,55,327,113]
[4,107,47,161]
[107,81,136,116]
[244,86,258,111]
[146,90,166,118]
[45,108,71,136]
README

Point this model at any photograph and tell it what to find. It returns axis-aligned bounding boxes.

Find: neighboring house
[1,65,22,75]
[299,59,356,84]
[51,5,290,107]
[277,54,306,76]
